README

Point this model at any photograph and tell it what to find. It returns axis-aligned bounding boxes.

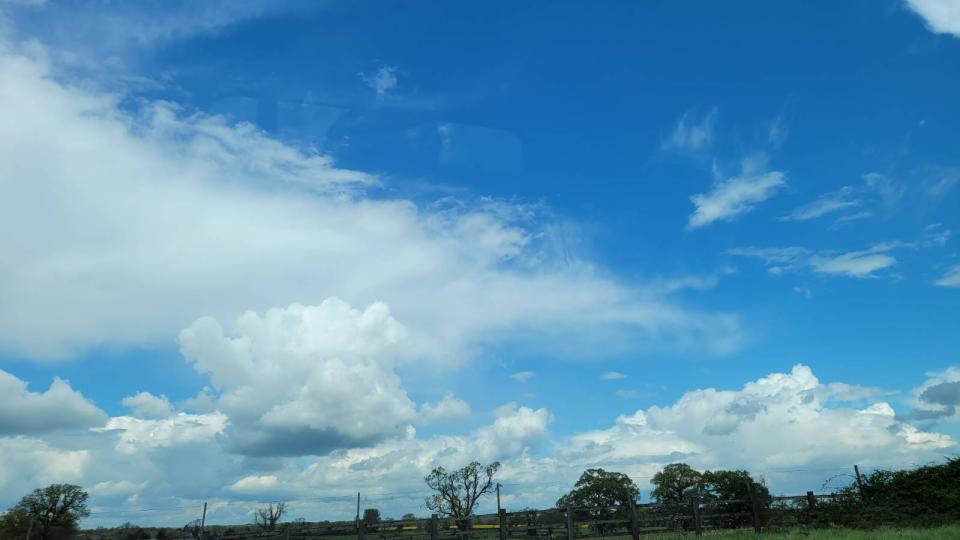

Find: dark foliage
[815,457,960,528]
[0,484,90,540]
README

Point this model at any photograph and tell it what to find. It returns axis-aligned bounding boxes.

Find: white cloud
[0,436,90,497]
[934,264,960,287]
[0,370,106,434]
[122,391,174,419]
[809,249,897,278]
[2,365,954,526]
[362,65,399,98]
[475,403,552,460]
[781,173,904,224]
[729,230,951,279]
[927,171,959,199]
[600,371,627,381]
[94,411,228,454]
[419,393,471,423]
[862,172,905,209]
[88,480,146,498]
[229,474,279,494]
[179,299,418,456]
[688,171,786,229]
[905,0,960,38]
[0,41,740,361]
[511,371,535,382]
[663,108,717,151]
[731,245,896,278]
[906,366,960,422]
[780,186,862,221]
[559,365,953,491]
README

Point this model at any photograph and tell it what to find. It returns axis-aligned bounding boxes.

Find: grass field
[621,525,960,539]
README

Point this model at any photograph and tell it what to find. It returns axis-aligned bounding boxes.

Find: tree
[254,503,285,531]
[0,484,90,540]
[700,470,770,528]
[401,514,416,521]
[424,461,500,529]
[555,469,639,535]
[362,509,380,525]
[651,463,703,508]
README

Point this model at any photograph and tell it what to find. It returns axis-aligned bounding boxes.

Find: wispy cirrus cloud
[934,264,960,287]
[600,371,627,381]
[0,39,743,361]
[780,186,862,222]
[688,169,786,229]
[729,227,951,279]
[511,371,536,383]
[663,108,717,151]
[780,173,903,224]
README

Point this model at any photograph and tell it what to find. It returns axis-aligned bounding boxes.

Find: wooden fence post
[199,502,207,540]
[498,509,507,540]
[806,491,817,526]
[627,500,639,540]
[429,514,438,540]
[689,496,702,537]
[565,506,575,540]
[745,483,760,534]
[854,465,866,502]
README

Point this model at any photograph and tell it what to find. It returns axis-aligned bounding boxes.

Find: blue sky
[1,0,959,527]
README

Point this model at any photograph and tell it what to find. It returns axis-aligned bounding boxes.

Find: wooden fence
[198,491,854,540]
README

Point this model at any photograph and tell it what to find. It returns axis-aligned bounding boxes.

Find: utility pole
[496,483,502,513]
[355,492,361,529]
[199,502,207,540]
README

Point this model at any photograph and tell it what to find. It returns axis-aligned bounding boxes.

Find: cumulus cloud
[905,0,960,38]
[0,436,90,498]
[122,391,174,419]
[688,170,786,229]
[559,365,953,489]
[934,264,960,287]
[2,365,954,526]
[178,299,418,456]
[0,41,740,361]
[663,108,717,151]
[907,366,960,422]
[0,370,106,434]
[419,393,471,423]
[94,412,228,454]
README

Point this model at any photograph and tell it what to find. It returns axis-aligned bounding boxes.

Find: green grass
[616,524,960,539]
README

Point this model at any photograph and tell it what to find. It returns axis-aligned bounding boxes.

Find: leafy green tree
[700,470,770,528]
[401,514,416,521]
[424,461,500,529]
[556,469,639,535]
[556,469,640,509]
[362,509,380,525]
[0,484,90,540]
[651,463,702,508]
